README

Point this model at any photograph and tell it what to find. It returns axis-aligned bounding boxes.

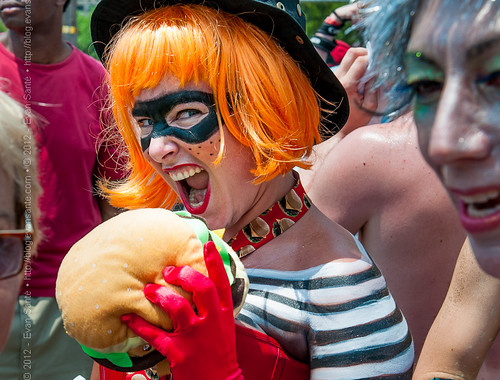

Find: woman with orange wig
[89,1,414,379]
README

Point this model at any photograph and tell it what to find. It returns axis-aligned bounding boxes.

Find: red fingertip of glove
[143,283,163,302]
[331,40,351,66]
[161,265,176,279]
[325,14,342,26]
[120,314,132,324]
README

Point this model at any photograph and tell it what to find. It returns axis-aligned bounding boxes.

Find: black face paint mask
[132,91,219,152]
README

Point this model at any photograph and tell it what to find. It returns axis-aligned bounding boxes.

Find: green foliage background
[302,1,360,46]
[77,7,98,59]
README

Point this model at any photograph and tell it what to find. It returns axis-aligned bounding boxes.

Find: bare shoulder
[309,114,429,195]
[325,113,427,176]
[300,113,443,231]
[245,206,367,270]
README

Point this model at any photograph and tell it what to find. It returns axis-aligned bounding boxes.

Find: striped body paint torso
[236,238,414,379]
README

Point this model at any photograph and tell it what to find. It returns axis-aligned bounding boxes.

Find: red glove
[330,39,351,66]
[121,241,243,380]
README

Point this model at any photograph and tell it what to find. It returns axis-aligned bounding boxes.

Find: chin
[198,212,222,231]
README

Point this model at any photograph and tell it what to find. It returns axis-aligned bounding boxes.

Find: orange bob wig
[104,4,323,210]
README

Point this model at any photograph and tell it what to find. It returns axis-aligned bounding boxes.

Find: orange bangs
[103,4,321,210]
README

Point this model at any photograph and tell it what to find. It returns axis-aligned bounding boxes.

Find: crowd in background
[0,1,499,379]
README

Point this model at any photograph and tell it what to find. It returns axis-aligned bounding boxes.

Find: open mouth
[457,189,500,234]
[461,190,500,218]
[0,1,25,12]
[168,165,210,214]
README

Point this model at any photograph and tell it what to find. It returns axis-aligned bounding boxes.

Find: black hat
[91,0,349,134]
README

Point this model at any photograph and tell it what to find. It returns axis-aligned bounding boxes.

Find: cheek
[413,100,437,127]
[186,136,221,161]
[413,101,437,161]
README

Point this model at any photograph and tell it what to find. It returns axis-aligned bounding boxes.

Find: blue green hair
[357,0,500,120]
[357,0,420,119]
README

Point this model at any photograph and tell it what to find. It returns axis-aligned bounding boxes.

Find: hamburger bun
[56,208,248,375]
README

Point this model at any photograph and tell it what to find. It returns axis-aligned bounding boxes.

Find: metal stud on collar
[276,2,285,10]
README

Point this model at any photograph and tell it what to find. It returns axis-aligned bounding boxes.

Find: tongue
[189,188,207,206]
[186,171,208,190]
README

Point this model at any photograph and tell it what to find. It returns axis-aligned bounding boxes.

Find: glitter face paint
[404,52,443,141]
[406,0,500,277]
[132,91,219,151]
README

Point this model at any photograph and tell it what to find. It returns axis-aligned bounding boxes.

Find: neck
[227,171,311,258]
[1,18,71,64]
[223,171,297,241]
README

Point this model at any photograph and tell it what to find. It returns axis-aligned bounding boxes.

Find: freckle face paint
[132,91,219,151]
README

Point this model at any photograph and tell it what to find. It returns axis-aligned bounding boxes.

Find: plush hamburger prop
[55,208,248,376]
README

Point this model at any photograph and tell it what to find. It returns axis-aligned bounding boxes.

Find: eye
[135,118,154,138]
[477,71,500,101]
[477,70,500,86]
[404,53,444,105]
[407,80,443,103]
[166,102,210,129]
[177,109,201,120]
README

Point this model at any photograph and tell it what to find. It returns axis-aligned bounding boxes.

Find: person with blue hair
[358,0,500,378]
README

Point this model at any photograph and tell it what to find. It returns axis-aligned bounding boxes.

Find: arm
[314,2,362,43]
[302,120,404,234]
[329,2,362,24]
[413,239,500,379]
[312,2,361,64]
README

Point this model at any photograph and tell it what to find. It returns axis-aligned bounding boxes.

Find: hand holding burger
[55,209,248,378]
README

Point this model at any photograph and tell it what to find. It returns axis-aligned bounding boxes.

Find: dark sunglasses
[0,230,32,280]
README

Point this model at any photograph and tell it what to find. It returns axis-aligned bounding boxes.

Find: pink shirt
[0,42,123,297]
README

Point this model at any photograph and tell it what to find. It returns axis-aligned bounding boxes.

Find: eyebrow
[132,91,211,117]
[406,37,500,64]
[404,51,437,66]
[132,92,180,117]
[465,37,500,61]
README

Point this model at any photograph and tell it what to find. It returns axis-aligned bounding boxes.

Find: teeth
[169,167,202,182]
[460,190,500,203]
[467,203,500,218]
[460,190,500,218]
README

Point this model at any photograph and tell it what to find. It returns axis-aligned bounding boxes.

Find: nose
[146,135,179,163]
[427,81,491,166]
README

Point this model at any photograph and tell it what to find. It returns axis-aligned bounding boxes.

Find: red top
[0,42,123,297]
